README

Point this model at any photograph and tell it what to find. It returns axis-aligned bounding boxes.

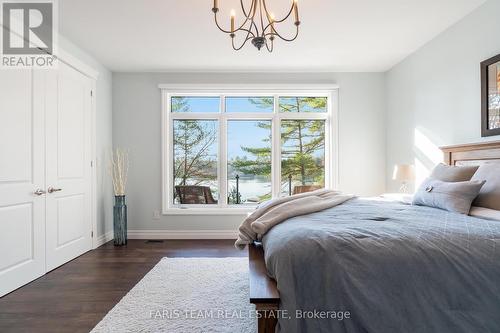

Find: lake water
[178,177,309,204]
[228,178,272,202]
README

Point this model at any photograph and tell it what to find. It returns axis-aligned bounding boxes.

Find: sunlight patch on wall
[413,128,443,189]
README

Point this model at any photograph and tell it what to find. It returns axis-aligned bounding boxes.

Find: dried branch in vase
[109,148,129,196]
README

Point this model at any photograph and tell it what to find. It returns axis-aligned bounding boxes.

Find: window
[173,120,218,204]
[162,87,337,213]
[281,120,325,196]
[228,120,272,204]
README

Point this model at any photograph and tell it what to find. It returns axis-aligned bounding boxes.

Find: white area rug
[91,257,256,333]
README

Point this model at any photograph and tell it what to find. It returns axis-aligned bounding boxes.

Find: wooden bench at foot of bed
[249,242,280,333]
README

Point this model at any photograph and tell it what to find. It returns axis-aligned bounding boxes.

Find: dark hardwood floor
[0,239,246,333]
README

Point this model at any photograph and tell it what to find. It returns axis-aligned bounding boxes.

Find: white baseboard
[94,231,114,248]
[127,229,237,240]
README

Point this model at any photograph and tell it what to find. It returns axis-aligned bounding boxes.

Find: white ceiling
[59,0,486,72]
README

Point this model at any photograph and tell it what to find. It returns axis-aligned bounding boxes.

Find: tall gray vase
[113,195,127,246]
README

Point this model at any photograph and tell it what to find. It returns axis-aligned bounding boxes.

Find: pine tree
[172,98,217,187]
[231,97,326,188]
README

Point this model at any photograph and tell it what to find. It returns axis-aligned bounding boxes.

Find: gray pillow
[430,163,479,182]
[470,163,500,210]
[412,178,485,214]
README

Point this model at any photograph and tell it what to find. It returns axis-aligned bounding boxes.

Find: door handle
[34,189,46,196]
[48,187,62,193]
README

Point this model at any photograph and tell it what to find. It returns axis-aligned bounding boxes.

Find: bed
[248,140,500,333]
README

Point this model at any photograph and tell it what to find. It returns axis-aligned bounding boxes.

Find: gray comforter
[262,198,500,333]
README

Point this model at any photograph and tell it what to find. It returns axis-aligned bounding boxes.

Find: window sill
[163,207,255,215]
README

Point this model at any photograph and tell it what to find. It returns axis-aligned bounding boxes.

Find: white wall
[61,0,500,236]
[112,72,386,232]
[385,0,500,192]
[59,35,114,239]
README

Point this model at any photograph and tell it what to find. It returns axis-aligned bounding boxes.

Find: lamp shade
[392,164,415,182]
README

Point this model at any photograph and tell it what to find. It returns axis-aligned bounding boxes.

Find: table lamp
[392,164,415,193]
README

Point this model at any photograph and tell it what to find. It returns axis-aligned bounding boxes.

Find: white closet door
[0,70,46,297]
[45,62,92,271]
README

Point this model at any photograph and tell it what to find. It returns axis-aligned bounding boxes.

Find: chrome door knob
[34,189,46,196]
[48,187,62,193]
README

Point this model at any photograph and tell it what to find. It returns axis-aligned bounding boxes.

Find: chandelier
[211,0,300,52]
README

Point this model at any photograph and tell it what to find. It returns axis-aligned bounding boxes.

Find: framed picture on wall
[481,53,500,137]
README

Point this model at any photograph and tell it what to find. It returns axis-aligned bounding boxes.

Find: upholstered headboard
[441,141,500,166]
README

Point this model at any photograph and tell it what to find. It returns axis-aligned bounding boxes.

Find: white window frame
[160,84,339,215]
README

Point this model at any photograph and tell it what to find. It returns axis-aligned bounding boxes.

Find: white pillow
[412,178,485,214]
[470,163,500,210]
[430,163,479,182]
[469,206,500,222]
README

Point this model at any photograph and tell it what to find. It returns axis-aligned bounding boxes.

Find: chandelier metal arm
[251,0,260,36]
[264,37,274,52]
[262,18,299,37]
[259,0,265,36]
[261,0,299,39]
[232,12,255,51]
[213,12,256,38]
[213,0,257,35]
[262,0,295,24]
[264,24,299,42]
[232,35,254,51]
[248,1,260,37]
[239,0,252,19]
[243,0,260,37]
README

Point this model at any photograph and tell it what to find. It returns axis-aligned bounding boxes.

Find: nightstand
[380,193,413,204]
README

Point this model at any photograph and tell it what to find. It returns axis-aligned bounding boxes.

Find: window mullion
[329,90,338,189]
[163,92,171,212]
[278,113,328,120]
[272,95,281,198]
[171,113,219,120]
[219,96,228,208]
[167,94,178,209]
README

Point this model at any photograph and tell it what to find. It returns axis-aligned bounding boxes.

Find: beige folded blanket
[235,189,354,249]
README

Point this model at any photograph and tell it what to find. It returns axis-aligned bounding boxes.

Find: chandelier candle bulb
[230,10,235,33]
[270,13,276,34]
[294,0,299,24]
